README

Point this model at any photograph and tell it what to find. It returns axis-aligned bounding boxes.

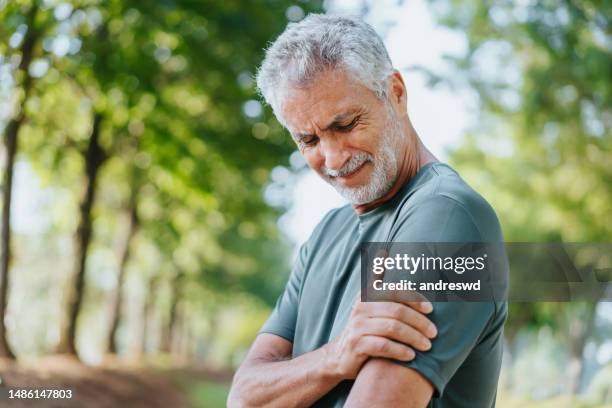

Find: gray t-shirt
[261,162,507,407]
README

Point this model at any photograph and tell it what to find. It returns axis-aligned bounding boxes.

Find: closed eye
[334,116,360,132]
[298,134,319,147]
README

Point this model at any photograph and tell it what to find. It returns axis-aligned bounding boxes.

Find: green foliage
[0,0,324,358]
[429,0,611,398]
[430,0,611,241]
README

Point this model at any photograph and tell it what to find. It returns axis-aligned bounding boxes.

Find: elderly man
[229,14,507,408]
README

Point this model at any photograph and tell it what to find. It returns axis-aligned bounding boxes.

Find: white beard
[322,106,403,205]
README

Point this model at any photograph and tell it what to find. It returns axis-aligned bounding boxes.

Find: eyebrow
[294,109,363,141]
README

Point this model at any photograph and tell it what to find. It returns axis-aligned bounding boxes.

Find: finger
[388,290,433,314]
[361,317,432,351]
[357,335,415,361]
[360,302,437,338]
[366,289,433,314]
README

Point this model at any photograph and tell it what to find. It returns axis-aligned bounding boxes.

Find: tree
[89,0,324,357]
[0,0,44,359]
[57,111,106,355]
[3,0,323,360]
[105,170,141,354]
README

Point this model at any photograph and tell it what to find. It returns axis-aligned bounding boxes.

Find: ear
[388,70,407,116]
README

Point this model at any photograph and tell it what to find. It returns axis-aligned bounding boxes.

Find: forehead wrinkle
[322,107,364,130]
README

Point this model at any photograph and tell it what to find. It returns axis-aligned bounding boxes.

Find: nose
[320,137,351,171]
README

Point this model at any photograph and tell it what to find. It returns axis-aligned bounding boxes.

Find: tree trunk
[130,289,146,361]
[566,301,599,394]
[106,189,139,354]
[0,3,40,360]
[161,271,184,354]
[56,113,106,355]
[177,305,192,362]
[203,311,219,361]
[142,275,160,356]
[171,304,184,359]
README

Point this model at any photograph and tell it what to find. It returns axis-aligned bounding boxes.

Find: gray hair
[256,14,395,123]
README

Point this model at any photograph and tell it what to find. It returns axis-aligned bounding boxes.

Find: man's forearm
[345,358,433,407]
[228,344,343,408]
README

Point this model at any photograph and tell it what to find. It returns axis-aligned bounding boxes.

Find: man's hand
[324,295,437,380]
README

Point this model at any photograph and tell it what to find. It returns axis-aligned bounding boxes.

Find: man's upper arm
[346,359,433,407]
[259,242,309,342]
[353,195,499,401]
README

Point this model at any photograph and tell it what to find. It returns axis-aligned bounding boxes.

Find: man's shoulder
[407,163,490,212]
[395,163,503,242]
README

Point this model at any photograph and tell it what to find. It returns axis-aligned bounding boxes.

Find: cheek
[350,128,381,155]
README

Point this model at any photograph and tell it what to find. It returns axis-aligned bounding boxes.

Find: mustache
[323,152,373,178]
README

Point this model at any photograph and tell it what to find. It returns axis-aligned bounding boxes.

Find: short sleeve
[259,242,308,342]
[399,302,495,397]
[390,196,497,396]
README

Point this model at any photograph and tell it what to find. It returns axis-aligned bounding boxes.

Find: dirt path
[0,356,189,407]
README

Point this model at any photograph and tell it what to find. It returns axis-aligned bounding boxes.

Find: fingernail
[420,301,433,313]
[406,349,415,360]
[427,324,437,338]
[422,339,432,350]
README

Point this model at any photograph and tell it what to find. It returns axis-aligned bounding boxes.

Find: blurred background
[0,0,610,406]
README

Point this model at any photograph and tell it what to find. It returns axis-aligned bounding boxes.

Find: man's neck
[352,129,438,215]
